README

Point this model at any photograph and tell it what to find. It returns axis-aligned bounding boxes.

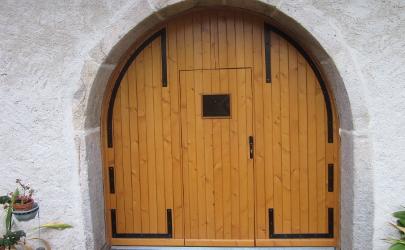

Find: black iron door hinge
[328,164,334,192]
[108,166,115,194]
[249,136,254,159]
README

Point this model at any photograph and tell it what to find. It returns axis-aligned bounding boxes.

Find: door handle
[249,136,254,159]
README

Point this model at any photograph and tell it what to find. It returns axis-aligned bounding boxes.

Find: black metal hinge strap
[249,136,254,159]
[268,208,334,238]
[328,164,334,192]
[111,209,173,238]
[108,167,115,194]
[107,28,168,148]
[264,23,272,83]
[264,22,333,143]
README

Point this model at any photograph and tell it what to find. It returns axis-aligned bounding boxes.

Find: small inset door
[179,68,255,246]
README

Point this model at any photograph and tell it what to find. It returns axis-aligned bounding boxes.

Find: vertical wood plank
[243,16,255,239]
[280,37,291,233]
[127,63,142,232]
[144,44,158,233]
[186,72,199,237]
[220,68,232,239]
[177,18,190,239]
[297,53,309,233]
[271,33,283,234]
[263,27,275,238]
[193,14,207,239]
[202,13,212,70]
[229,69,241,239]
[218,12,227,69]
[235,15,248,239]
[288,44,300,233]
[179,70,191,238]
[246,70,255,239]
[315,79,326,232]
[307,66,318,232]
[192,15,207,239]
[136,51,150,232]
[202,13,216,239]
[167,20,183,238]
[152,38,166,233]
[215,11,227,239]
[211,69,224,239]
[217,13,229,240]
[237,68,248,239]
[195,69,207,238]
[252,20,266,238]
[184,17,199,238]
[113,85,125,233]
[202,70,215,239]
[226,13,236,68]
[120,73,134,232]
[210,13,219,69]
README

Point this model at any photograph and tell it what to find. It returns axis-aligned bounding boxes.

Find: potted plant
[13,179,34,212]
[386,207,405,250]
[0,190,26,250]
[1,180,39,222]
[0,179,72,250]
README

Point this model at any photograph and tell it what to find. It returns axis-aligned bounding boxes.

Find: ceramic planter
[13,198,34,211]
[12,202,39,221]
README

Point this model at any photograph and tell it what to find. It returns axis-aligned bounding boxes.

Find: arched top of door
[104,8,335,148]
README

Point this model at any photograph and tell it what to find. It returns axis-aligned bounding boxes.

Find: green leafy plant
[0,188,22,249]
[0,180,72,250]
[0,230,26,248]
[386,208,405,250]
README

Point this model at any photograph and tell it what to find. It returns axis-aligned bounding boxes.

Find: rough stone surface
[1,0,404,249]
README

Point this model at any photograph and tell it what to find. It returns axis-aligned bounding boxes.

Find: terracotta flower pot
[13,198,34,211]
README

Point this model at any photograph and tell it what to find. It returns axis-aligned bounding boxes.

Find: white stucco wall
[1,0,405,249]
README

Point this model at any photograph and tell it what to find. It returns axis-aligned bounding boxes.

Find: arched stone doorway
[73,1,372,249]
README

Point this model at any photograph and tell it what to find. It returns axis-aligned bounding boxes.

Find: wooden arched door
[102,9,340,248]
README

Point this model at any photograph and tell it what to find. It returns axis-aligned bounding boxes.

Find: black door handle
[249,136,254,159]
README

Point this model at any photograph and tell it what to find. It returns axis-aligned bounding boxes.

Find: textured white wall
[1,0,404,249]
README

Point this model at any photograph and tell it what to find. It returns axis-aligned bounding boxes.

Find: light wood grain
[120,73,134,232]
[102,9,340,247]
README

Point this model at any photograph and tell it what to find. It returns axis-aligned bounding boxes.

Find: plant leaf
[392,223,405,234]
[37,223,72,230]
[0,230,26,247]
[390,243,405,250]
[0,196,10,205]
[5,190,19,232]
[394,211,405,220]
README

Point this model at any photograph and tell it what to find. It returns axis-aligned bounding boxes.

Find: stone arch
[72,1,373,249]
